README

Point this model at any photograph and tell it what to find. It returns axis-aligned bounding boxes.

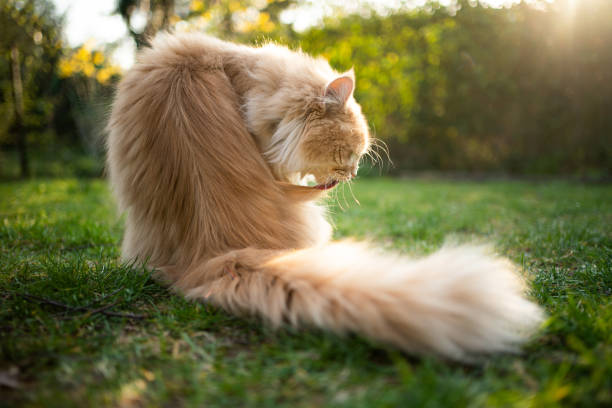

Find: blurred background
[0,0,610,180]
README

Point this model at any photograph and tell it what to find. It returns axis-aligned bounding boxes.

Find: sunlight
[482,0,512,7]
[559,0,578,41]
[565,0,578,21]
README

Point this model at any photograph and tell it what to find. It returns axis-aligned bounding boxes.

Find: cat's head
[264,72,370,189]
[299,75,370,189]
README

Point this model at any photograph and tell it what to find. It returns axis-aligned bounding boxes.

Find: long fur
[107,33,543,360]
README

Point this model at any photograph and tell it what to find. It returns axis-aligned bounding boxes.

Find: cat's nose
[350,170,357,178]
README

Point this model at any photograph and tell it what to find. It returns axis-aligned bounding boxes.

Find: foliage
[56,43,122,160]
[0,1,123,179]
[110,0,612,176]
[115,0,175,48]
[115,0,296,47]
[0,0,63,144]
[58,42,122,86]
[0,145,104,179]
[294,0,612,175]
[181,0,297,41]
[1,178,611,406]
[2,0,611,178]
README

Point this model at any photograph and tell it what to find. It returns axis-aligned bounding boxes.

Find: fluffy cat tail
[173,242,543,360]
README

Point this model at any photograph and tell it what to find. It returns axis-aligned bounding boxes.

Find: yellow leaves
[190,0,205,12]
[229,1,244,13]
[58,58,74,77]
[169,14,181,25]
[82,63,95,77]
[58,43,120,85]
[184,0,279,33]
[234,9,275,33]
[258,11,275,33]
[76,46,90,62]
[98,66,121,84]
[92,51,104,66]
[94,68,112,84]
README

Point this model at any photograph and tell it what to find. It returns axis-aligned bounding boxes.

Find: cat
[106,33,543,361]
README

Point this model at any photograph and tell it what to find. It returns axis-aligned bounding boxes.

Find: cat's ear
[324,75,354,105]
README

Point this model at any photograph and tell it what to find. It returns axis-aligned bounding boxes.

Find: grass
[1,177,610,407]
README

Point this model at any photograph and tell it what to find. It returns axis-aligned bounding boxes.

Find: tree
[115,0,297,48]
[116,0,175,48]
[0,0,63,178]
[297,0,612,175]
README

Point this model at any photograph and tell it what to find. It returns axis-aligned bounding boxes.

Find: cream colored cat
[107,33,543,360]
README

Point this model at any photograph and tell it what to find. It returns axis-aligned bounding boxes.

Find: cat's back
[142,33,246,68]
[108,33,253,147]
[106,32,257,216]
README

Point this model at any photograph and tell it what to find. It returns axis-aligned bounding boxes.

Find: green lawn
[1,178,610,407]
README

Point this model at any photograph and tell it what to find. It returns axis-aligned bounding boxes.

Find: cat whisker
[322,198,338,229]
[365,153,382,176]
[341,182,350,210]
[364,150,381,168]
[368,145,383,165]
[321,190,338,212]
[334,186,345,211]
[370,137,392,167]
[347,179,360,206]
[365,144,387,175]
[365,144,380,162]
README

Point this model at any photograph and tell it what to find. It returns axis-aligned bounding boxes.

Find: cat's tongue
[313,180,339,190]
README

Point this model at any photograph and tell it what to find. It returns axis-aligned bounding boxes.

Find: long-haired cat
[107,33,542,360]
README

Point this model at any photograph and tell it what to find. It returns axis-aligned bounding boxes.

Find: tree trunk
[10,45,29,179]
[124,0,175,49]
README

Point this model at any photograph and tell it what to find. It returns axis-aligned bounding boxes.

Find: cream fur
[106,33,543,360]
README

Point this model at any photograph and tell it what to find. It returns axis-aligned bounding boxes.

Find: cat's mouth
[313,179,339,190]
